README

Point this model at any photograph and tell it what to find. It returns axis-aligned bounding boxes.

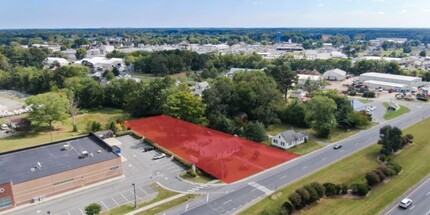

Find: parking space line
[111,196,120,206]
[139,186,150,196]
[79,208,85,215]
[100,200,110,210]
[121,193,130,202]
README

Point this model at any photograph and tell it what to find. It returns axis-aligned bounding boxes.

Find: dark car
[143,146,155,152]
[333,144,342,150]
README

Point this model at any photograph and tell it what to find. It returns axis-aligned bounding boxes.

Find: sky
[0,0,430,29]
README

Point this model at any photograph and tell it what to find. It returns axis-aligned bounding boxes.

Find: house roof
[324,69,347,76]
[360,72,421,82]
[0,133,119,184]
[279,130,308,143]
[351,99,367,111]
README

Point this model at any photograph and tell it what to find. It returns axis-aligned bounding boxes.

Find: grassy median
[241,117,430,215]
[383,102,411,120]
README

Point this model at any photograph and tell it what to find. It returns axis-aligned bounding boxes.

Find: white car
[0,124,9,130]
[399,198,412,209]
[365,105,376,111]
[152,153,166,160]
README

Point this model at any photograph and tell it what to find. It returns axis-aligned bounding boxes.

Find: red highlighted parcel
[125,115,299,183]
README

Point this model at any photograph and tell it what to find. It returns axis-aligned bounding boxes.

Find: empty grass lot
[0,108,129,152]
[241,117,430,215]
[383,102,411,120]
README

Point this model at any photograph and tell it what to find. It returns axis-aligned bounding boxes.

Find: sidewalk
[124,194,187,215]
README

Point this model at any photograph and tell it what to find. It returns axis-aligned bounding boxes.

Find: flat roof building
[0,133,122,212]
[359,72,422,88]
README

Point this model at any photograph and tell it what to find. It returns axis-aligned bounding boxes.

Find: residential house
[272,130,308,150]
[43,57,69,67]
[289,89,306,100]
[194,81,210,97]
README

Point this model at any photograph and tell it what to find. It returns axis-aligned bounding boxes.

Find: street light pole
[132,183,137,208]
[47,211,51,215]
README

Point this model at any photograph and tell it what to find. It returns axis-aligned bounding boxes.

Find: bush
[86,121,102,133]
[377,166,392,177]
[362,91,376,98]
[366,171,381,186]
[349,90,357,96]
[378,154,387,162]
[323,182,338,196]
[380,147,392,156]
[296,187,311,205]
[288,192,303,210]
[351,183,370,196]
[85,203,102,215]
[339,183,349,195]
[387,162,402,175]
[280,201,294,215]
[406,134,414,141]
[187,169,197,177]
[310,182,325,198]
[304,185,319,202]
[374,169,386,181]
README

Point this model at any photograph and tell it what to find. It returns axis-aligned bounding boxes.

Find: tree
[310,182,325,198]
[85,203,102,215]
[280,100,308,128]
[378,125,404,154]
[365,171,381,186]
[420,50,427,57]
[323,183,338,196]
[162,91,206,124]
[67,91,79,132]
[305,96,337,137]
[280,201,294,215]
[351,183,370,196]
[268,64,297,100]
[75,47,87,60]
[295,187,311,206]
[26,92,69,129]
[288,192,303,210]
[304,185,319,202]
[242,121,267,142]
[86,121,102,133]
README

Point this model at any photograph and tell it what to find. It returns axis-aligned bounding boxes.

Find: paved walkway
[124,193,187,215]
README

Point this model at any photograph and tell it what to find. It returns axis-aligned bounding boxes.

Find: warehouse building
[323,69,347,81]
[359,72,422,88]
[0,133,122,212]
[363,80,407,91]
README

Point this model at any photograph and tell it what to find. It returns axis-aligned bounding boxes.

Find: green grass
[0,108,129,152]
[136,194,199,215]
[179,172,217,184]
[323,122,377,143]
[383,103,411,120]
[359,99,374,104]
[241,117,430,215]
[287,141,324,155]
[101,183,180,215]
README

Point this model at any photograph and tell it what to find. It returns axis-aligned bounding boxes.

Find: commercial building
[0,133,122,212]
[297,74,323,85]
[323,69,347,81]
[359,72,422,89]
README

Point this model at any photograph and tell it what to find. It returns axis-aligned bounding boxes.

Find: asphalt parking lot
[5,135,187,215]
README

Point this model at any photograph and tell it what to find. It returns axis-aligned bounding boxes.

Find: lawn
[383,102,411,120]
[179,172,217,184]
[358,98,374,104]
[287,141,324,155]
[0,108,129,152]
[241,117,430,215]
[136,194,198,215]
[101,183,197,215]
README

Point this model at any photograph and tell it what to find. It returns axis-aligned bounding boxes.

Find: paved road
[383,175,430,215]
[162,102,430,215]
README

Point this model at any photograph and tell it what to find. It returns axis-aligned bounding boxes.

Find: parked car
[152,153,166,160]
[143,146,155,152]
[399,198,412,209]
[0,124,8,130]
[365,105,376,111]
[333,144,342,150]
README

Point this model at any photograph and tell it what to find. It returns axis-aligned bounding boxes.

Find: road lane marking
[223,199,232,204]
[248,182,273,195]
[322,157,327,161]
[121,193,130,201]
[427,191,430,196]
[280,175,287,179]
[426,210,430,215]
[79,208,85,215]
[111,196,119,206]
[207,194,210,202]
[410,205,415,210]
[302,165,308,169]
[100,200,109,210]
[185,203,189,211]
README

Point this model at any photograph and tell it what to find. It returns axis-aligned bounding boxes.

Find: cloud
[401,9,407,14]
[372,0,385,2]
[252,1,264,5]
[421,8,430,13]
[318,3,324,7]
[377,11,385,15]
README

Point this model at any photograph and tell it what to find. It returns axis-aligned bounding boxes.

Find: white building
[272,130,308,150]
[43,57,69,67]
[74,57,124,72]
[297,74,323,86]
[226,68,263,78]
[359,72,422,88]
[323,69,347,81]
[194,81,210,97]
[289,89,306,100]
[363,80,406,91]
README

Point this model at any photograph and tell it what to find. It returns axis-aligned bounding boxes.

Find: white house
[289,89,306,100]
[194,81,210,97]
[272,130,308,150]
[43,57,69,67]
[323,69,347,81]
[74,57,124,72]
[297,74,323,86]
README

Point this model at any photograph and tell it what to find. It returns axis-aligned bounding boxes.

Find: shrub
[187,169,197,177]
[288,192,303,210]
[374,169,386,181]
[296,187,311,205]
[380,147,392,156]
[280,201,294,215]
[339,183,349,195]
[387,162,402,175]
[351,183,370,196]
[323,183,338,196]
[406,134,414,141]
[304,185,319,202]
[310,182,325,198]
[377,166,392,177]
[366,171,381,186]
[362,91,376,98]
[86,121,102,133]
[85,203,102,215]
[349,90,357,96]
[378,154,386,162]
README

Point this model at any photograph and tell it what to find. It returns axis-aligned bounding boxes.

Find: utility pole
[132,183,137,208]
